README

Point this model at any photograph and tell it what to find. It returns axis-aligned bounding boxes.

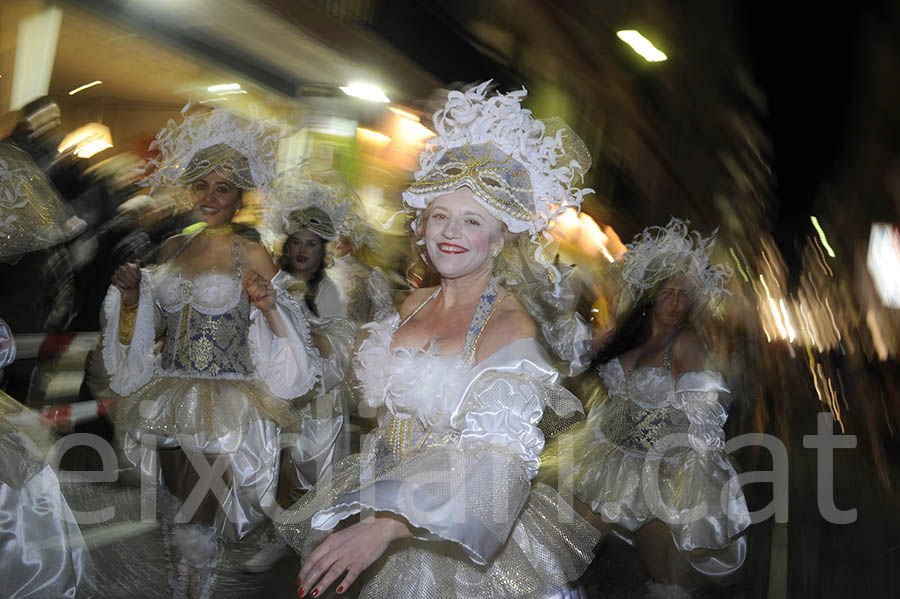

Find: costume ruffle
[283,314,356,489]
[116,376,293,441]
[570,423,749,553]
[557,362,750,578]
[277,442,599,599]
[0,392,95,597]
[277,311,597,598]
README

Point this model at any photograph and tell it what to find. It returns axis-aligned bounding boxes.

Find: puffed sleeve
[101,268,160,395]
[248,270,323,400]
[674,371,731,451]
[456,372,547,479]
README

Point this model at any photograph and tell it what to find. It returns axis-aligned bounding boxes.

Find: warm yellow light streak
[616,30,667,62]
[824,297,842,341]
[779,298,797,343]
[798,301,821,352]
[810,216,836,258]
[730,247,750,282]
[759,274,772,298]
[768,298,788,340]
[208,83,241,93]
[388,106,420,121]
[356,127,391,146]
[341,82,390,103]
[811,236,834,277]
[58,122,112,158]
[68,80,102,95]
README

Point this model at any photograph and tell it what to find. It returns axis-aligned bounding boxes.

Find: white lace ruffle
[102,271,159,396]
[248,272,323,400]
[154,264,242,315]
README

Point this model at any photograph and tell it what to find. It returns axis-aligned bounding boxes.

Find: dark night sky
[738,4,863,275]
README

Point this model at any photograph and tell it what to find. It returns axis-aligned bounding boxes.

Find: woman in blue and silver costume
[101,104,322,598]
[277,81,600,599]
[564,218,750,597]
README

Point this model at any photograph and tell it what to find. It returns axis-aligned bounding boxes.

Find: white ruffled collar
[354,315,559,431]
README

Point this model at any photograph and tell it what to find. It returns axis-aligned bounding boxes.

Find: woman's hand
[111,262,142,307]
[244,271,276,312]
[297,515,410,597]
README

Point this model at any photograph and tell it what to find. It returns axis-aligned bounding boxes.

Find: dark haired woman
[103,105,322,599]
[565,219,750,598]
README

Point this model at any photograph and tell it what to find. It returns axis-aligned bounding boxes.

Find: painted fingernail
[337,586,344,594]
[311,590,319,598]
[296,577,302,585]
[298,589,305,598]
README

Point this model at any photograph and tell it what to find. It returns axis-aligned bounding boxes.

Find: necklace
[201,223,233,236]
[181,222,234,236]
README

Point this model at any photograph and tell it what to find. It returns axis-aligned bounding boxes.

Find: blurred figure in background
[241,167,361,573]
[0,136,83,400]
[0,138,94,597]
[562,219,750,598]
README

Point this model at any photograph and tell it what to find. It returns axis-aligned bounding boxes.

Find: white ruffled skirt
[118,376,290,543]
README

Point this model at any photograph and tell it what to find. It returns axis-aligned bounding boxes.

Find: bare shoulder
[238,238,277,279]
[156,234,188,263]
[398,286,438,320]
[475,290,537,361]
[672,327,708,373]
[494,291,537,338]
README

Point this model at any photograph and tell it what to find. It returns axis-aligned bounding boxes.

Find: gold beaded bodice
[155,237,254,379]
[597,359,690,456]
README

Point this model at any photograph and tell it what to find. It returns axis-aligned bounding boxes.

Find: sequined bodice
[595,358,689,454]
[153,237,253,379]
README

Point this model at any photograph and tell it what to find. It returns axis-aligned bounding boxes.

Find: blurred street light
[810,215,836,258]
[340,82,390,103]
[59,123,112,158]
[867,223,900,309]
[68,80,102,95]
[616,30,667,62]
[208,83,242,93]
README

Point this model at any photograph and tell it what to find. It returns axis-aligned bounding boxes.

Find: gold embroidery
[177,305,191,367]
[407,143,535,221]
[118,302,138,344]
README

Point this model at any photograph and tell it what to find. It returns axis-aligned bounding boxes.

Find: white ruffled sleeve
[248,270,323,400]
[101,269,159,396]
[307,339,583,565]
[454,338,581,479]
[457,373,546,479]
[674,371,731,452]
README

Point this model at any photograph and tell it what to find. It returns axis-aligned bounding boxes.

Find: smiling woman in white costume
[276,81,600,599]
[102,104,322,599]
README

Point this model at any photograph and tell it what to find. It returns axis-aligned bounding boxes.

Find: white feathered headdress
[142,102,283,191]
[265,164,371,248]
[621,217,732,306]
[404,81,591,237]
[403,81,593,291]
